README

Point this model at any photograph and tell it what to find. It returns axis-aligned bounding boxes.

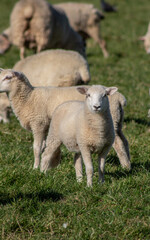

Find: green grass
[0,0,150,239]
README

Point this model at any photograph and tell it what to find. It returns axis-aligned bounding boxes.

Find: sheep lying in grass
[41,86,117,186]
[13,50,90,87]
[55,2,109,58]
[9,0,85,59]
[0,69,130,170]
[139,22,150,54]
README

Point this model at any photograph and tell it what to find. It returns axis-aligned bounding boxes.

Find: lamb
[0,69,130,170]
[55,2,109,58]
[9,0,85,59]
[13,49,90,87]
[41,86,117,186]
[139,22,150,54]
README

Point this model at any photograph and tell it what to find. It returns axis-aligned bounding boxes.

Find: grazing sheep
[139,22,150,54]
[9,0,85,59]
[0,69,130,170]
[55,2,109,58]
[41,86,117,186]
[13,49,90,87]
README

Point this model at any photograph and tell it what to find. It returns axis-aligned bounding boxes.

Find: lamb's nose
[94,105,101,110]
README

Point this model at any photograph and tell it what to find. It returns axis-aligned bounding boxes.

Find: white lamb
[0,69,130,170]
[41,86,117,186]
[13,50,90,87]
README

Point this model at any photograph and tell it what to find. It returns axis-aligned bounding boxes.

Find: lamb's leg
[80,148,93,187]
[98,147,111,183]
[87,26,109,58]
[113,131,131,170]
[33,130,46,169]
[41,137,61,173]
[74,153,83,182]
[20,46,25,59]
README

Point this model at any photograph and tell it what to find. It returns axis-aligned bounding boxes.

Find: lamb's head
[0,69,32,93]
[139,22,150,54]
[77,85,118,113]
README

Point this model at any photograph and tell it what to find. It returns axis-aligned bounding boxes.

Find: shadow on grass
[0,189,63,205]
[124,117,150,127]
[106,158,150,180]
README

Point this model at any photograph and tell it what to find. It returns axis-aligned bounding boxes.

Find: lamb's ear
[77,87,88,95]
[13,71,24,79]
[106,87,118,96]
[0,68,4,73]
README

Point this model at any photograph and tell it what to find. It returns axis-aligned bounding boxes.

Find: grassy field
[0,0,150,239]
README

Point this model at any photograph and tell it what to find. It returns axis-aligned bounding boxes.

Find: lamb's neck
[84,105,112,129]
[8,79,34,113]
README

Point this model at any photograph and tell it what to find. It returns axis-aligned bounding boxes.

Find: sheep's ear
[77,87,88,95]
[0,68,4,73]
[13,71,23,79]
[106,87,118,96]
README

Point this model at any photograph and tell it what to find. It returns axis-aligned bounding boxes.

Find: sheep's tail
[117,92,127,108]
[79,65,91,84]
[23,5,34,19]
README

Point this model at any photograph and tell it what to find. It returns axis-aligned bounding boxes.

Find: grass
[0,0,150,239]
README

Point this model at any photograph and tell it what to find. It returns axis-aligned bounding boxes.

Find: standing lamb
[13,49,90,87]
[55,2,109,58]
[41,86,117,186]
[9,0,85,59]
[0,69,130,170]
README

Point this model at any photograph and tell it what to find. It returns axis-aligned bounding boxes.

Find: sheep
[41,86,118,186]
[55,2,109,58]
[0,2,108,58]
[0,69,130,171]
[139,22,150,54]
[13,49,90,87]
[9,0,85,59]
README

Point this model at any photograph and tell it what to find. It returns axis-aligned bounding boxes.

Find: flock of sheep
[1,0,148,186]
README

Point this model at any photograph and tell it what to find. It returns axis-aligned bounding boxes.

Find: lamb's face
[77,85,118,114]
[0,69,14,93]
[86,87,109,113]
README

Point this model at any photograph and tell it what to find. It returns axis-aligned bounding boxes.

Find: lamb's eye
[87,94,90,98]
